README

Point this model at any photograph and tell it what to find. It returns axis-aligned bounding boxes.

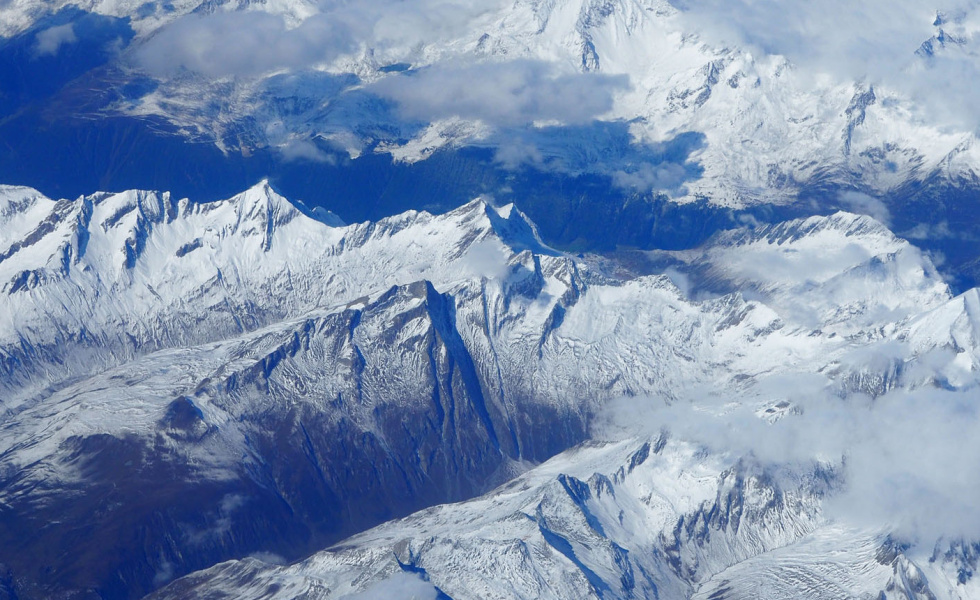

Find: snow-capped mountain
[7,0,980,293]
[4,1,980,598]
[3,0,979,212]
[0,181,978,598]
[151,435,975,600]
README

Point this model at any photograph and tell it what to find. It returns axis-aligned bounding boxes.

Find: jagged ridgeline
[0,181,977,598]
[3,1,980,288]
[4,0,980,598]
[148,439,933,600]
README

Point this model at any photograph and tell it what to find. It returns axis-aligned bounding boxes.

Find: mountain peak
[228,179,296,218]
[191,180,308,252]
[471,197,558,257]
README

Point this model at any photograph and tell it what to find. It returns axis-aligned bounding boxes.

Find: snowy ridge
[4,0,977,206]
[151,435,968,600]
[664,211,950,335]
[0,181,551,405]
[0,182,978,598]
[5,1,980,596]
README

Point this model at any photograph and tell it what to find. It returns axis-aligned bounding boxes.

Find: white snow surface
[2,182,980,598]
[152,436,973,600]
[4,0,979,205]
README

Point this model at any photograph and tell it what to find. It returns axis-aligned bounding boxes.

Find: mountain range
[3,0,980,598]
[0,180,977,598]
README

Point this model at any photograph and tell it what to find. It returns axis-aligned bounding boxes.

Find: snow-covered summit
[0,182,568,406]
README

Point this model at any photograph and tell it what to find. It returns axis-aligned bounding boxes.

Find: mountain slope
[5,0,980,293]
[4,0,979,212]
[0,182,974,598]
[151,434,975,600]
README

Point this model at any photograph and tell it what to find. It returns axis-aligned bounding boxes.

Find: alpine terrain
[2,0,980,599]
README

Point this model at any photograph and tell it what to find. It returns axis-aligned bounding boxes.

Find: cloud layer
[135,12,356,78]
[671,0,980,128]
[135,0,508,78]
[672,0,939,73]
[370,61,629,127]
[602,371,980,544]
[127,0,980,193]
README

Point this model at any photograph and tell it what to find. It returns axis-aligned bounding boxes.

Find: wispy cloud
[601,366,980,544]
[671,0,941,78]
[839,191,891,225]
[370,60,629,127]
[279,139,338,164]
[486,122,704,194]
[34,23,77,57]
[670,0,980,128]
[134,0,508,78]
[342,572,440,600]
[135,12,356,78]
[125,0,721,191]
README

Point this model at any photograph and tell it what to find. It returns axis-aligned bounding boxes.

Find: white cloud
[492,137,546,169]
[904,220,954,240]
[671,0,941,78]
[611,161,691,194]
[153,557,175,586]
[247,551,287,565]
[370,61,629,127]
[362,0,508,51]
[663,267,692,298]
[280,139,337,164]
[487,122,703,193]
[129,1,716,189]
[341,572,440,600]
[134,0,509,79]
[135,12,355,78]
[599,353,980,544]
[670,0,980,129]
[839,191,891,225]
[34,23,77,57]
[461,239,511,281]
